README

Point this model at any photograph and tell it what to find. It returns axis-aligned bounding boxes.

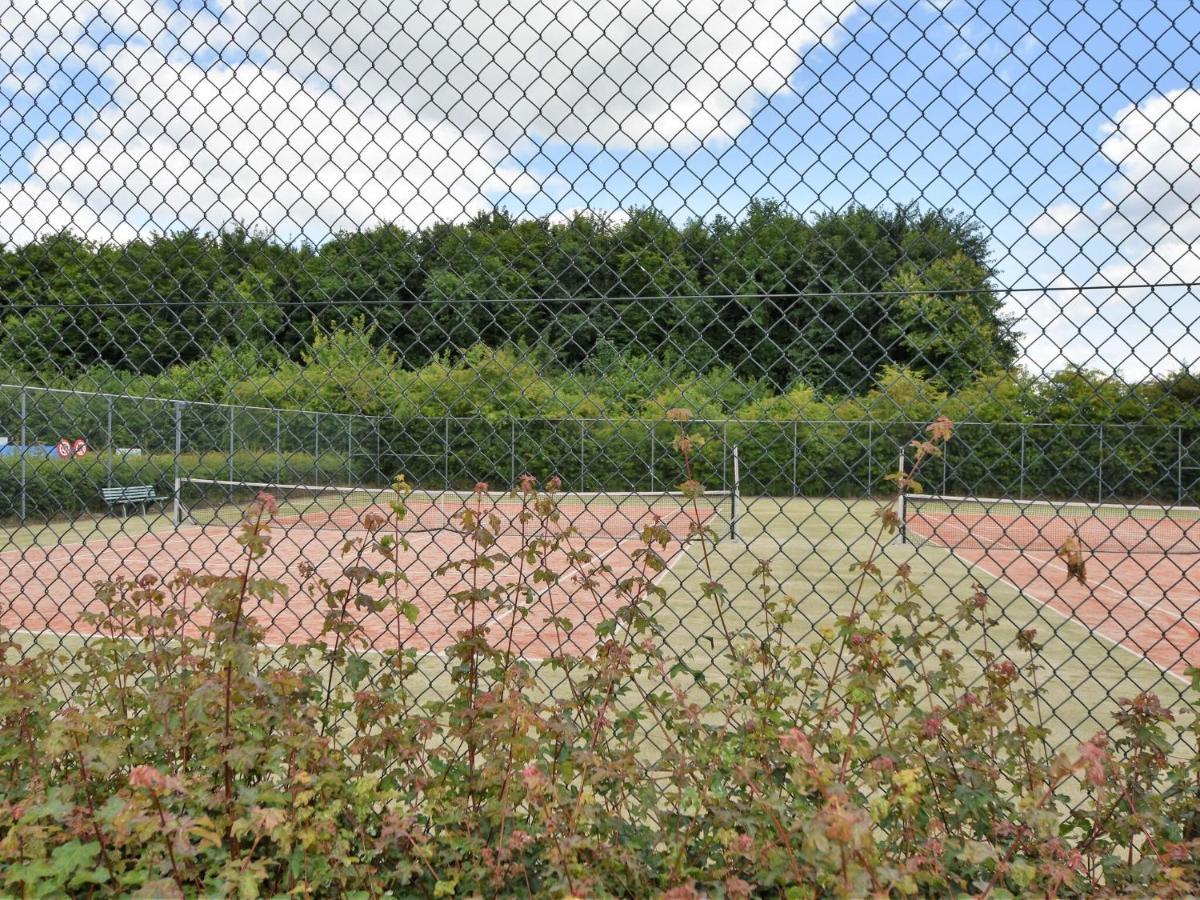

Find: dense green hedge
[2,413,1194,522]
[374,416,1199,504]
[5,339,1198,506]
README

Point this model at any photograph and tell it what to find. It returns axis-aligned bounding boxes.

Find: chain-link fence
[2,1,1199,757]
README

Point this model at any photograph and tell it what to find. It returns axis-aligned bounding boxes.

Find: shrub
[1,417,1199,896]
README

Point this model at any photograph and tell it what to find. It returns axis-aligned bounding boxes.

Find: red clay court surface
[0,496,709,659]
[905,500,1200,677]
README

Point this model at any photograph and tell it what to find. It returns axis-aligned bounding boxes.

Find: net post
[722,419,728,492]
[650,419,655,493]
[942,433,947,495]
[897,447,907,545]
[106,395,113,490]
[1019,423,1026,500]
[1097,423,1103,504]
[730,444,740,541]
[229,404,235,485]
[19,386,26,523]
[1179,424,1185,506]
[173,400,183,528]
[275,408,281,487]
[867,420,872,496]
[793,420,798,495]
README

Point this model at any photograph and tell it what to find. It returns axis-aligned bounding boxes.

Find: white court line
[908,542,1188,684]
[915,529,1197,619]
[599,536,703,652]
[1018,549,1196,629]
[508,540,634,659]
[488,536,642,624]
[487,534,699,659]
[1022,551,1165,610]
[1,624,459,664]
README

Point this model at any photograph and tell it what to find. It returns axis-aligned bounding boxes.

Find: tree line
[0,201,1015,392]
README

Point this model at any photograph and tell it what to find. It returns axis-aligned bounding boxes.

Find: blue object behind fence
[0,445,60,458]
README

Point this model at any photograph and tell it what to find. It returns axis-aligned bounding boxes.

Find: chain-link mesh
[2,1,1198,752]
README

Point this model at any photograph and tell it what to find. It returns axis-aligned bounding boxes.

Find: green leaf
[51,840,102,878]
[239,870,262,898]
[1008,859,1036,889]
[345,654,371,688]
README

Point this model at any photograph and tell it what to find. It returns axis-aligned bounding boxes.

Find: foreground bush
[2,418,1199,897]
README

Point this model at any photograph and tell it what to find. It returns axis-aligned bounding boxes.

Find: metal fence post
[444,418,450,489]
[275,408,281,486]
[1097,423,1103,504]
[793,420,798,496]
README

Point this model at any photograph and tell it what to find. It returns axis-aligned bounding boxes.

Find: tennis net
[900,493,1200,556]
[177,478,737,543]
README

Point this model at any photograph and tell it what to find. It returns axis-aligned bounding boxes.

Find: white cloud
[1,0,857,242]
[1020,263,1200,379]
[231,0,857,149]
[1021,89,1200,376]
[1030,201,1093,238]
[1,49,565,242]
[0,0,156,65]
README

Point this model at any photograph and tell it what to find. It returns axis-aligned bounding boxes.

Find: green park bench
[102,485,169,517]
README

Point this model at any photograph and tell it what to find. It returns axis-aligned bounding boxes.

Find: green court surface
[653,496,1191,748]
[4,495,1191,754]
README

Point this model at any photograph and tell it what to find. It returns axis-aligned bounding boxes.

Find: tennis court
[901,494,1200,676]
[0,481,735,659]
[2,488,1192,749]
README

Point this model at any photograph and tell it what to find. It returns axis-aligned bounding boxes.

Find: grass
[0,506,175,552]
[653,496,1192,753]
[2,494,1191,757]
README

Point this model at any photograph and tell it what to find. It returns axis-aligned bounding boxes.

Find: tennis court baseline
[0,481,735,659]
[901,494,1200,675]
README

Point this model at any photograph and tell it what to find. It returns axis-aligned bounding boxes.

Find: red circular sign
[55,439,72,458]
[72,439,88,457]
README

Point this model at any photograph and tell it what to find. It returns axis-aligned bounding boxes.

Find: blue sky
[1,0,1198,374]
